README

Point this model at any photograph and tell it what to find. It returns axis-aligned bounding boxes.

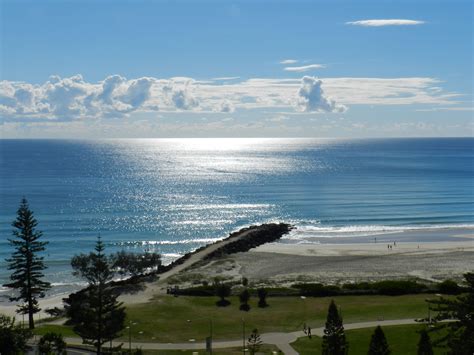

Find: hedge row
[174,279,464,297]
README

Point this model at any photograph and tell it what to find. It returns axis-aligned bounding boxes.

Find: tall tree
[321,300,348,355]
[368,326,391,355]
[3,198,51,329]
[0,315,32,354]
[68,237,126,354]
[426,272,474,355]
[417,329,434,355]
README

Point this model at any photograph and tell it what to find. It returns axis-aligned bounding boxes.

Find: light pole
[209,319,213,355]
[242,318,246,354]
[127,320,138,354]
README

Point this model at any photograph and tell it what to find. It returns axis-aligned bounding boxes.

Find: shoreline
[1,224,473,319]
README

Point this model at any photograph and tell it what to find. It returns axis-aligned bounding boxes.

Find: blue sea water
[0,138,473,291]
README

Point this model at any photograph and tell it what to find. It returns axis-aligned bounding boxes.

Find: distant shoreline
[1,224,473,318]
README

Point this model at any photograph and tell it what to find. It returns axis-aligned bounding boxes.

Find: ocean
[1,138,473,294]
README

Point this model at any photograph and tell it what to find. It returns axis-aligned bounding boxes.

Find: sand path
[118,226,272,304]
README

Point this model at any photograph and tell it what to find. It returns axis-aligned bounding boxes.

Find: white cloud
[346,19,425,27]
[0,74,460,121]
[280,59,298,64]
[297,76,347,113]
[284,64,325,72]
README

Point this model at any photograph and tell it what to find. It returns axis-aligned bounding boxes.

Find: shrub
[437,280,461,295]
[239,289,251,311]
[257,288,268,308]
[293,283,341,297]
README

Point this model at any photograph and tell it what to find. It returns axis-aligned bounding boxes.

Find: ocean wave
[116,238,221,247]
[50,281,88,288]
[168,203,273,211]
[283,223,474,240]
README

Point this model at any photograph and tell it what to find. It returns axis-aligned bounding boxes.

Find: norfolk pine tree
[368,326,390,355]
[3,198,51,329]
[417,329,434,355]
[321,300,348,355]
[426,272,474,355]
[69,237,126,354]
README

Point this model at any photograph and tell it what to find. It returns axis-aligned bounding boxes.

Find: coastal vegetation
[367,326,390,355]
[417,329,434,355]
[426,272,474,354]
[3,198,51,329]
[321,300,348,355]
[0,315,32,354]
[67,237,126,354]
[292,324,441,355]
[111,250,162,278]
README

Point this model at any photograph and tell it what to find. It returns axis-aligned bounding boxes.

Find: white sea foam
[117,238,221,246]
[283,223,474,240]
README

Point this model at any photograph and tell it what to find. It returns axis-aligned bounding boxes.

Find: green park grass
[124,294,435,342]
[35,293,439,343]
[291,324,447,355]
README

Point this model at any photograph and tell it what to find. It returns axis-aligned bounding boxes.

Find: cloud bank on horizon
[0,74,459,122]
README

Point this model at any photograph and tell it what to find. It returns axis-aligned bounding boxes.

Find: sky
[0,0,473,138]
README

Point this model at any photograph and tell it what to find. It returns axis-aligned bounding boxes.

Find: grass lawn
[124,294,435,343]
[291,324,447,355]
[35,293,439,343]
[33,324,77,337]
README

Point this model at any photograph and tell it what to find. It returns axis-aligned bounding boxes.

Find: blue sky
[1,0,472,138]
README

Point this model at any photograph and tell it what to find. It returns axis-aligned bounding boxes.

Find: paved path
[63,318,423,354]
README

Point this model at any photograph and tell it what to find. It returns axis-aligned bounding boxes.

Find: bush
[437,280,461,295]
[239,289,251,311]
[292,283,341,297]
[111,251,161,277]
[372,280,424,295]
[38,332,66,354]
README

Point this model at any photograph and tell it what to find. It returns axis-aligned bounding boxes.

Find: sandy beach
[189,239,474,286]
[1,227,473,318]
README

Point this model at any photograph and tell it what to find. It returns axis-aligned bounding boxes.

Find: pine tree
[68,237,126,354]
[368,326,391,355]
[3,198,51,329]
[426,272,474,355]
[321,300,348,355]
[247,328,262,355]
[417,329,434,355]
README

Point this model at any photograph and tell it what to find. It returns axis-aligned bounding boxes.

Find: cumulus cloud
[218,100,235,113]
[284,64,325,72]
[0,73,460,122]
[297,76,347,113]
[346,19,425,27]
[171,89,199,110]
[280,59,298,64]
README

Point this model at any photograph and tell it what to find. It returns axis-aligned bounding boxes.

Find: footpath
[63,318,421,355]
